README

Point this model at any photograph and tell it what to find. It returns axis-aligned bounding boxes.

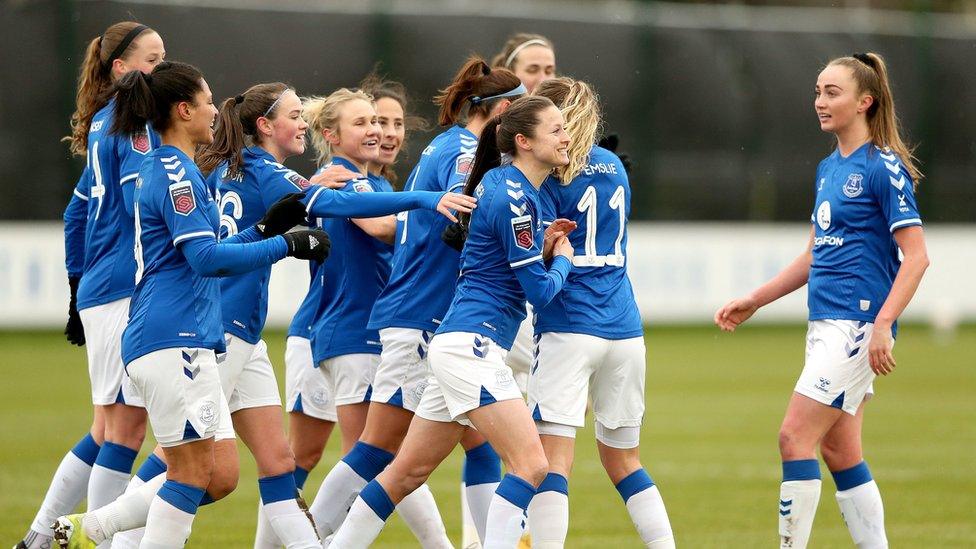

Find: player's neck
[161,129,198,160]
[512,157,551,189]
[465,116,489,139]
[333,154,368,176]
[834,123,871,157]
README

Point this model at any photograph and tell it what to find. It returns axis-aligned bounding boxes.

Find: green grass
[1,325,974,547]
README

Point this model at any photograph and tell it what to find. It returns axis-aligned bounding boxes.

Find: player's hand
[441,222,468,252]
[598,132,633,174]
[257,192,307,237]
[868,323,896,375]
[64,276,85,346]
[714,297,759,332]
[554,235,574,261]
[282,229,331,262]
[310,165,359,189]
[435,192,477,223]
[543,218,577,260]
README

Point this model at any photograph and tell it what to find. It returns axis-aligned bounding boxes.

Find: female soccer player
[54,60,331,549]
[491,33,557,93]
[330,95,575,549]
[21,21,165,549]
[528,77,675,548]
[196,82,476,549]
[308,58,526,545]
[715,53,928,549]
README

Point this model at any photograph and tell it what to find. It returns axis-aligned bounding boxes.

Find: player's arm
[63,170,89,346]
[714,226,814,332]
[498,195,574,308]
[303,186,475,222]
[513,248,573,308]
[352,216,396,245]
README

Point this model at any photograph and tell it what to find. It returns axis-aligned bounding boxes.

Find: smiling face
[186,78,218,146]
[374,96,405,167]
[112,31,166,80]
[512,45,556,93]
[259,90,307,159]
[326,98,380,166]
[519,105,570,168]
[815,63,873,136]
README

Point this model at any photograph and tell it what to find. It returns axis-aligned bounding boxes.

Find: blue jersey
[437,165,572,350]
[310,158,394,363]
[369,125,477,332]
[288,261,323,339]
[210,147,311,343]
[535,146,643,339]
[807,143,922,334]
[75,98,160,310]
[122,146,226,364]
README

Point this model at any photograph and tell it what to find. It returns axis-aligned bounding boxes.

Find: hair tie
[234,94,245,105]
[852,52,873,67]
[103,24,149,69]
[480,62,491,76]
[504,39,549,68]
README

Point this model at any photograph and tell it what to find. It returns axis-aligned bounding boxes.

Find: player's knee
[397,460,437,492]
[508,448,549,487]
[778,426,801,457]
[206,462,239,501]
[819,436,860,470]
[293,444,324,472]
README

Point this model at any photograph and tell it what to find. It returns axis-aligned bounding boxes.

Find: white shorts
[285,336,337,422]
[220,334,282,414]
[370,328,434,413]
[506,308,534,394]
[126,347,233,447]
[318,353,380,407]
[416,332,524,425]
[527,333,646,429]
[79,298,143,407]
[795,320,879,416]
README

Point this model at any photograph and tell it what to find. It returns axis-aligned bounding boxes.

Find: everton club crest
[843,173,864,198]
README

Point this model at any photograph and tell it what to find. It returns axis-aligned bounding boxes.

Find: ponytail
[198,96,246,176]
[64,21,156,156]
[434,56,523,126]
[830,52,923,186]
[110,61,204,137]
[535,77,602,183]
[462,119,502,201]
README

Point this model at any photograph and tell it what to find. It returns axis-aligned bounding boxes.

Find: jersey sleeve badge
[286,172,310,190]
[511,215,534,250]
[169,182,196,216]
[455,153,474,175]
[130,131,151,154]
[352,181,373,193]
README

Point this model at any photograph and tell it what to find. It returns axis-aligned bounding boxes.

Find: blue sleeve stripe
[889,218,922,232]
[510,255,543,268]
[73,189,89,201]
[173,230,215,246]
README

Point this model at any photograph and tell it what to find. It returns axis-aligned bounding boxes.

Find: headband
[469,83,528,106]
[504,39,550,68]
[262,89,293,117]
[103,25,149,69]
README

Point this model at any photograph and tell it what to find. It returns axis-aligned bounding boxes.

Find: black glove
[256,192,308,237]
[598,132,633,174]
[441,222,468,252]
[65,276,85,346]
[282,229,331,262]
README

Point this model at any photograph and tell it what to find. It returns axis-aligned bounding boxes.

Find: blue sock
[463,442,502,486]
[70,433,101,466]
[294,466,310,490]
[342,442,394,481]
[135,454,168,482]
[831,461,872,491]
[259,472,298,504]
[537,472,569,495]
[783,459,822,481]
[360,480,395,520]
[157,480,205,514]
[95,441,139,474]
[495,473,536,511]
[615,469,655,503]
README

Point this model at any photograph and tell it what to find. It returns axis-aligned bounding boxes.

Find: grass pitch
[1,324,973,547]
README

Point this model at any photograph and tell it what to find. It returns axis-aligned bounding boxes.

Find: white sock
[465,482,499,544]
[263,499,319,549]
[396,483,451,549]
[140,481,204,549]
[528,491,568,547]
[28,451,94,537]
[81,472,165,544]
[88,442,139,512]
[308,461,368,537]
[836,480,887,548]
[779,479,822,549]
[253,500,280,549]
[330,481,394,549]
[483,474,535,549]
[625,486,675,548]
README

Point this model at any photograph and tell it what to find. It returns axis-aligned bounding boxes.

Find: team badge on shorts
[286,172,310,189]
[511,215,534,251]
[169,182,196,216]
[843,173,864,198]
[130,131,151,154]
[198,400,218,427]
